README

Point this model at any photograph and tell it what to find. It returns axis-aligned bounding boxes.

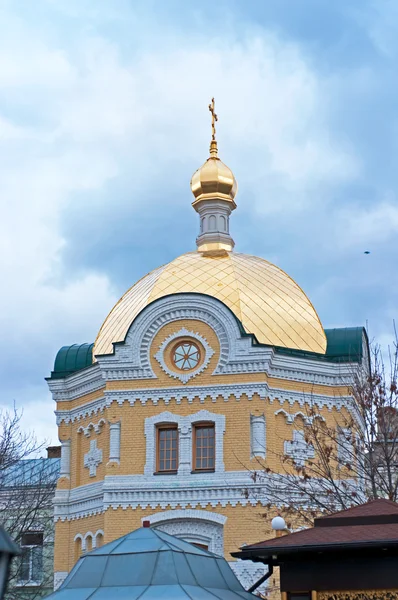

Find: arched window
[209,215,216,230]
[220,215,226,232]
[95,532,104,548]
[74,536,82,562]
[85,535,93,552]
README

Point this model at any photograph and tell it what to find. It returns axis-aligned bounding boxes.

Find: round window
[172,342,201,371]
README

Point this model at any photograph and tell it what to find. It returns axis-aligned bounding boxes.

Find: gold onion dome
[190,140,237,207]
[93,99,327,358]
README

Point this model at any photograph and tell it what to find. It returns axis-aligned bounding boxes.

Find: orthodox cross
[208,97,218,141]
[84,439,103,477]
[284,430,315,467]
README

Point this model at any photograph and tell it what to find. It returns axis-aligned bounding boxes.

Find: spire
[190,98,238,253]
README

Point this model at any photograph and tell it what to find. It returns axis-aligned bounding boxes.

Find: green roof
[49,327,367,381]
[50,343,94,379]
[324,327,366,362]
[275,327,367,363]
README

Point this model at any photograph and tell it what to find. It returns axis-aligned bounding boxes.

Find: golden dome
[93,251,327,357]
[190,140,237,207]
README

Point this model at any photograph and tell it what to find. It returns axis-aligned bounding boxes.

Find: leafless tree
[0,406,58,600]
[247,333,398,526]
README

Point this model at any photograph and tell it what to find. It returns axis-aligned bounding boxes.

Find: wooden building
[233,499,398,600]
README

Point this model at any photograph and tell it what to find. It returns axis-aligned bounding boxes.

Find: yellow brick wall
[63,395,344,480]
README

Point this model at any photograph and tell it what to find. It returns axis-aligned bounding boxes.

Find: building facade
[47,112,369,592]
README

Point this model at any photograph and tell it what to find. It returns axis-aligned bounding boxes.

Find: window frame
[18,531,44,586]
[193,422,216,473]
[156,424,178,474]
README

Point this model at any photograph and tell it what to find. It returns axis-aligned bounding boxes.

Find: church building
[47,101,369,592]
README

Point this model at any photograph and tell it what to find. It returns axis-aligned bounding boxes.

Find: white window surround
[143,509,227,556]
[154,328,215,384]
[144,410,225,476]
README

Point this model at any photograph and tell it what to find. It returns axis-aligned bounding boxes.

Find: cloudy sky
[1,0,397,448]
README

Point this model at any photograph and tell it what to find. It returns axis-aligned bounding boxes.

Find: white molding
[53,469,361,521]
[47,363,104,402]
[54,572,68,590]
[77,418,106,437]
[144,410,225,476]
[229,561,268,593]
[155,520,224,556]
[109,421,121,464]
[154,327,215,383]
[250,414,266,459]
[142,508,227,526]
[55,381,354,425]
[275,409,325,426]
[60,440,71,478]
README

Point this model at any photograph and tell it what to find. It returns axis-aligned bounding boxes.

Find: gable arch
[142,509,227,556]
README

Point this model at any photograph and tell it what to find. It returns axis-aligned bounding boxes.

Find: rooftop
[46,525,256,599]
[233,499,398,563]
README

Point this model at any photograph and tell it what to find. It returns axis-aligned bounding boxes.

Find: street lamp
[0,526,20,600]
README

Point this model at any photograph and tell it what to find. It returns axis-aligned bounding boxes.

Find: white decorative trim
[154,328,214,383]
[144,410,225,476]
[284,430,315,466]
[229,560,268,593]
[77,418,106,437]
[55,381,354,426]
[84,440,103,477]
[109,421,121,464]
[55,397,106,425]
[337,427,353,464]
[47,363,104,402]
[158,522,223,556]
[60,440,71,478]
[53,469,361,521]
[83,531,94,550]
[275,409,325,426]
[250,414,266,459]
[142,508,227,526]
[144,509,226,556]
[94,529,104,544]
[54,572,68,590]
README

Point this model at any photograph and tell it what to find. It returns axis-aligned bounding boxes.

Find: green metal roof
[324,327,366,362]
[49,327,367,382]
[50,343,94,379]
[275,327,367,363]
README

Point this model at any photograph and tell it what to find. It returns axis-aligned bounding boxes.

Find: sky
[1,0,398,449]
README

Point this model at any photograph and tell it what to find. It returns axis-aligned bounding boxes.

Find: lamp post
[0,526,20,600]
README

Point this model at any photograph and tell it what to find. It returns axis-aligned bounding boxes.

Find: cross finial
[208,97,218,142]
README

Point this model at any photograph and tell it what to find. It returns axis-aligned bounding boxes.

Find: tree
[0,407,59,600]
[247,334,398,526]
